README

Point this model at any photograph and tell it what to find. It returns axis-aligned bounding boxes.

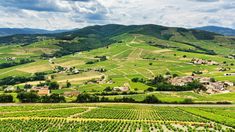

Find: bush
[17,92,40,103]
[0,94,13,103]
[131,78,139,82]
[146,87,154,92]
[143,95,161,103]
[76,93,99,103]
[182,98,193,104]
[103,86,112,92]
[41,94,65,103]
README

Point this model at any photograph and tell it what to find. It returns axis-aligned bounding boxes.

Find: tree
[183,55,187,58]
[151,75,165,85]
[149,62,153,66]
[210,78,216,82]
[48,81,59,90]
[186,80,204,90]
[66,80,71,88]
[103,86,112,92]
[143,95,160,103]
[41,94,65,103]
[76,93,99,103]
[131,78,139,82]
[172,73,178,78]
[17,92,40,103]
[24,84,32,89]
[146,87,154,92]
[0,94,13,103]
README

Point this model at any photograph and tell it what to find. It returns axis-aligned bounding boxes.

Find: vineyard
[0,103,234,131]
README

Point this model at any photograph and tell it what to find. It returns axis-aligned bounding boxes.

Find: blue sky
[0,0,234,30]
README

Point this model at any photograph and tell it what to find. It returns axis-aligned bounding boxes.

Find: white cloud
[0,0,234,30]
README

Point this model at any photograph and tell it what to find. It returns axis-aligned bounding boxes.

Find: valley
[0,25,234,104]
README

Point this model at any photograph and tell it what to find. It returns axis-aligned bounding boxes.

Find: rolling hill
[195,26,235,36]
[1,24,235,57]
[0,24,234,103]
[0,28,68,37]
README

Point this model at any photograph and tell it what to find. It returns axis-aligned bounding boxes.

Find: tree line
[0,58,35,69]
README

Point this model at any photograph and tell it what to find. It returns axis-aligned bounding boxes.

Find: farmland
[0,32,235,104]
[0,103,234,131]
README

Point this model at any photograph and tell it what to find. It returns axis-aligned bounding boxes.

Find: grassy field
[0,103,234,131]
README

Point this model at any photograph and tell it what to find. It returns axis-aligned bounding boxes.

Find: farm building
[31,86,50,96]
[224,73,235,76]
[113,87,129,92]
[4,86,16,92]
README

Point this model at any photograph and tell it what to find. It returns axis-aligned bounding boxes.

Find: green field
[0,103,234,131]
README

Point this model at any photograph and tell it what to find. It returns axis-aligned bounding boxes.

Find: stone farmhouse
[30,86,50,96]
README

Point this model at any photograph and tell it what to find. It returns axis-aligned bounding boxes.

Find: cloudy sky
[0,0,234,30]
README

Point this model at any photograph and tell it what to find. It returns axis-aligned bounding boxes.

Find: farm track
[69,107,97,118]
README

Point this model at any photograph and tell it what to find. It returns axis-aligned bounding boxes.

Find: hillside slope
[0,24,234,57]
[195,26,235,36]
[0,28,68,37]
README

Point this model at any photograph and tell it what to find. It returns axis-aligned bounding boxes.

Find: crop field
[0,103,234,131]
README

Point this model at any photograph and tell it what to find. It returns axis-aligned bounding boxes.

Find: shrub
[17,92,40,103]
[0,94,13,103]
[143,95,160,103]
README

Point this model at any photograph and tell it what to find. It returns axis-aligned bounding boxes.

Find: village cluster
[169,76,233,94]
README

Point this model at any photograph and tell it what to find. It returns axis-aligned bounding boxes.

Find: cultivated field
[0,103,234,131]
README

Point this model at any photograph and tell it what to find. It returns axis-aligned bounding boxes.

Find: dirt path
[69,107,97,118]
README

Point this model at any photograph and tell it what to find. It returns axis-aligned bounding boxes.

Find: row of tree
[0,72,46,86]
[17,92,65,103]
[0,58,35,69]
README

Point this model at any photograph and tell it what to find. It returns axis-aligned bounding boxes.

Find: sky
[0,0,234,30]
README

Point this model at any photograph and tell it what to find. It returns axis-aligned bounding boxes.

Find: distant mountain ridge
[195,26,235,36]
[0,28,69,36]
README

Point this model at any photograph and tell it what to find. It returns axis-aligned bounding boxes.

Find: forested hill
[0,24,234,57]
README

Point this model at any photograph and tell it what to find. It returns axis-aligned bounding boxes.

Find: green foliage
[0,94,13,103]
[17,92,40,103]
[41,94,65,103]
[76,93,99,103]
[143,95,160,103]
[0,59,35,69]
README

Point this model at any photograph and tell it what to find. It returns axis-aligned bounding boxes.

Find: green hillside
[0,24,234,103]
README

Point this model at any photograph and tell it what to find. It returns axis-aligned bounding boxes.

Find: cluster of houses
[54,66,80,74]
[169,76,234,94]
[190,58,219,65]
[218,67,231,72]
[1,57,16,61]
[226,54,235,59]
